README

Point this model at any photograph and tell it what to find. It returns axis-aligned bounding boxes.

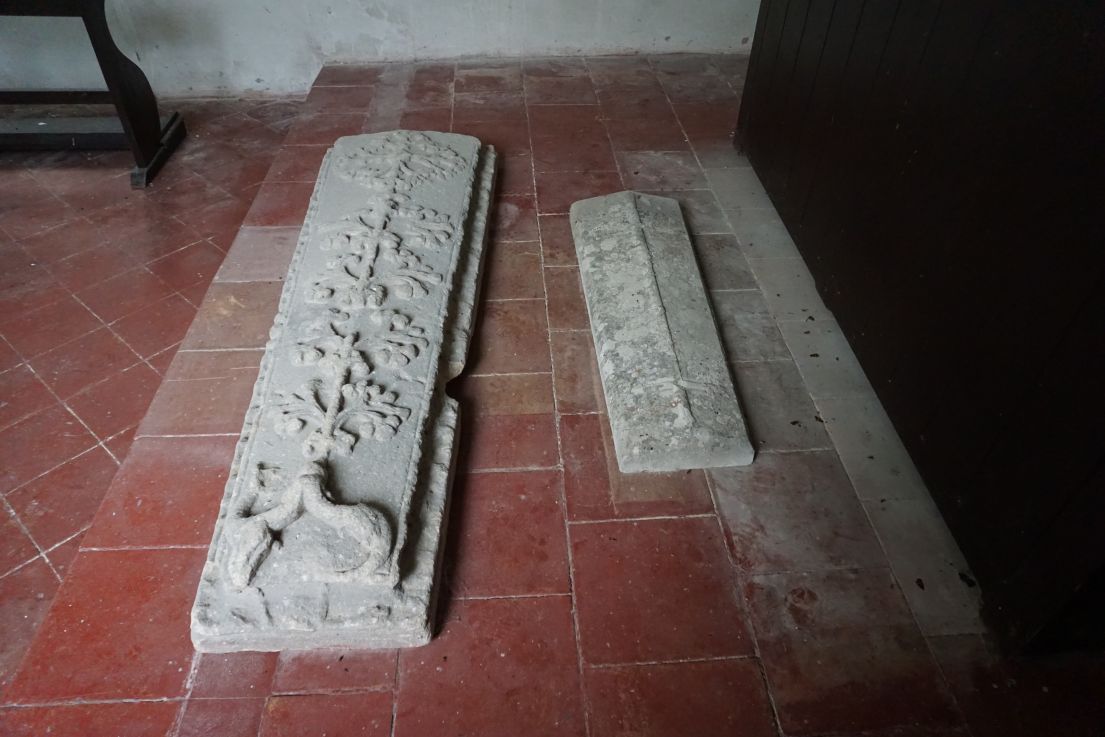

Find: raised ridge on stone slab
[191,131,496,652]
[569,190,754,473]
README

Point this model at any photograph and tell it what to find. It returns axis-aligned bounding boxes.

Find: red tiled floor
[446,470,570,597]
[216,226,300,282]
[7,547,205,702]
[469,299,551,374]
[2,56,1093,736]
[178,698,266,737]
[0,404,97,494]
[0,364,53,429]
[139,350,261,436]
[482,241,544,300]
[28,327,139,398]
[191,652,278,698]
[560,413,714,520]
[395,596,585,737]
[6,447,117,552]
[0,559,59,695]
[711,450,886,574]
[181,280,284,350]
[272,649,395,693]
[550,329,603,414]
[584,659,777,737]
[571,516,753,665]
[262,691,394,737]
[747,567,959,736]
[0,701,180,737]
[82,435,236,548]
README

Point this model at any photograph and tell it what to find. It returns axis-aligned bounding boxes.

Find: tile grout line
[526,59,593,737]
[701,468,786,736]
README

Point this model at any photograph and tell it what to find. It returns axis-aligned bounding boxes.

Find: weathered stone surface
[191,131,496,651]
[569,191,753,473]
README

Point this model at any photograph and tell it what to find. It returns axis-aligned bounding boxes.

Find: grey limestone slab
[569,190,753,473]
[191,131,496,651]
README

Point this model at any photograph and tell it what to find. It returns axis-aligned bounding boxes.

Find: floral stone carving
[191,131,496,651]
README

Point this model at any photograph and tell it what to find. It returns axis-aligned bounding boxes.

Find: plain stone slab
[191,131,496,651]
[569,191,753,472]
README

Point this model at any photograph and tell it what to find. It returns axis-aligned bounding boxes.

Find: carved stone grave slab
[569,191,754,473]
[191,131,496,651]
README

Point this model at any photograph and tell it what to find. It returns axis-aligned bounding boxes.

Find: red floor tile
[536,170,623,214]
[6,447,117,552]
[7,547,205,702]
[446,470,570,597]
[469,299,551,374]
[492,194,540,242]
[147,239,226,291]
[605,115,691,151]
[559,413,714,520]
[455,65,524,94]
[265,145,329,183]
[747,568,959,736]
[537,213,577,266]
[0,513,39,578]
[282,112,365,146]
[66,363,162,439]
[482,241,544,300]
[532,126,617,173]
[618,150,707,190]
[461,413,559,471]
[584,659,777,737]
[82,435,236,549]
[0,294,101,359]
[453,91,527,124]
[711,450,886,574]
[395,596,585,737]
[192,652,279,698]
[571,516,753,665]
[139,350,261,436]
[0,701,180,737]
[46,243,137,292]
[28,327,139,398]
[314,65,384,87]
[43,533,82,578]
[0,559,59,695]
[550,330,603,414]
[452,372,555,416]
[178,698,266,737]
[0,364,53,430]
[181,281,283,350]
[272,649,396,693]
[242,182,314,228]
[498,154,535,195]
[0,404,97,495]
[544,266,589,330]
[451,120,532,156]
[111,293,197,358]
[0,337,23,373]
[305,84,377,112]
[216,226,301,282]
[76,266,177,323]
[526,75,598,104]
[262,691,394,737]
[596,86,674,120]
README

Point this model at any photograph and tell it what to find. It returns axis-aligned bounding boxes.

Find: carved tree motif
[335,131,466,192]
[274,378,408,460]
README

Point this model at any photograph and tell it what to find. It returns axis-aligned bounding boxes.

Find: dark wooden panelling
[740,0,1105,650]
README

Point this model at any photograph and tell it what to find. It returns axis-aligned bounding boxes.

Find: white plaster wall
[0,0,758,96]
